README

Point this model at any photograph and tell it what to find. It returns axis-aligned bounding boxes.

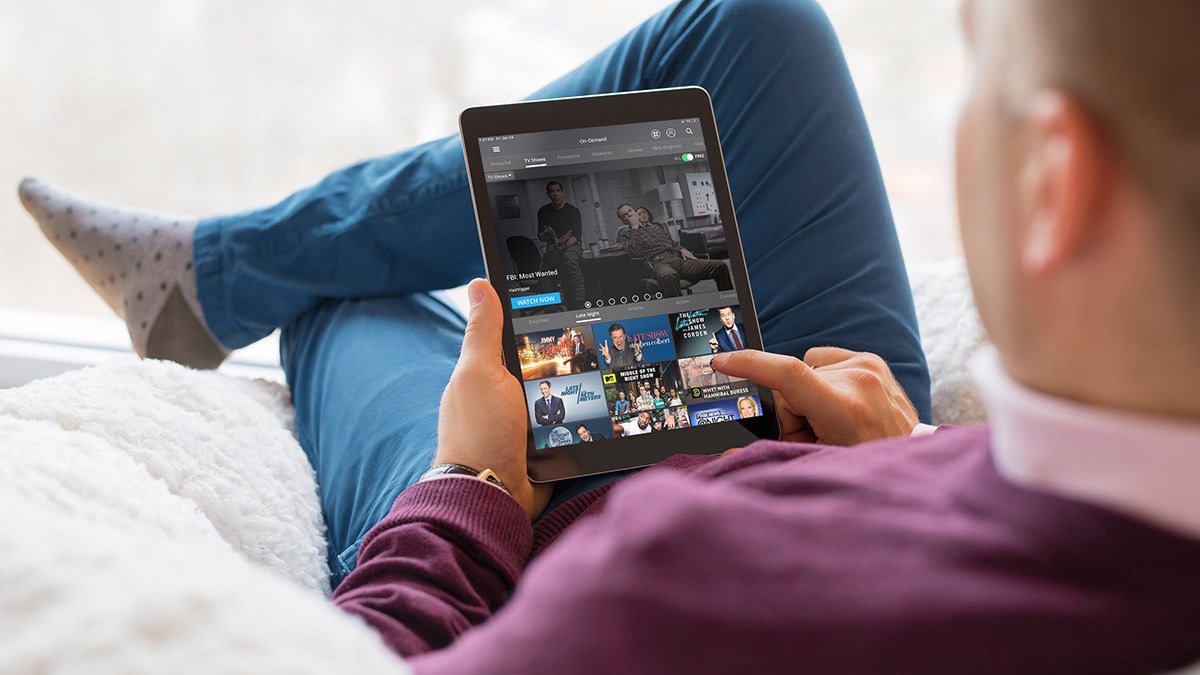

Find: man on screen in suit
[576,424,606,443]
[533,380,566,427]
[709,306,747,353]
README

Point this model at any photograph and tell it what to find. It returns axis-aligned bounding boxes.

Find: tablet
[459,86,779,482]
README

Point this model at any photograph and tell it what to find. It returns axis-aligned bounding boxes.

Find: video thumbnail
[515,326,599,380]
[595,315,676,369]
[532,416,614,449]
[602,360,685,420]
[677,353,752,404]
[687,394,762,426]
[613,406,690,437]
[670,306,748,358]
[524,372,610,429]
[490,164,733,317]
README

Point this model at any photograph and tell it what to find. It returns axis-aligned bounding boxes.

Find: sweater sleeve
[331,476,533,657]
[406,470,768,675]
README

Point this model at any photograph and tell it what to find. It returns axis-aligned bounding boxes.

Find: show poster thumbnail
[602,361,684,420]
[613,405,689,437]
[532,416,614,449]
[515,326,599,381]
[670,306,747,358]
[594,315,675,369]
[664,405,690,429]
[524,372,610,429]
[687,394,762,426]
[678,353,752,404]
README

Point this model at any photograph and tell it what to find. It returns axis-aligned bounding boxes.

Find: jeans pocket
[333,534,367,587]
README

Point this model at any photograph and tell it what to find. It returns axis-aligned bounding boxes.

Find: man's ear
[1017,91,1112,277]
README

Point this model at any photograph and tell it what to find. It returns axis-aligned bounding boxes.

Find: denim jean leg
[279,291,468,586]
[200,0,934,587]
[192,0,928,416]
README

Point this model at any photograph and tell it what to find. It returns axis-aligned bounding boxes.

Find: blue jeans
[193,0,930,587]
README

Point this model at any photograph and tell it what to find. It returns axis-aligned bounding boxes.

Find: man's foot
[18,177,230,369]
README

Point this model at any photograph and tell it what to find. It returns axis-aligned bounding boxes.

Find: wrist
[421,463,511,496]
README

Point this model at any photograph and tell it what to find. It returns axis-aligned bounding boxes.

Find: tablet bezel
[459,86,780,482]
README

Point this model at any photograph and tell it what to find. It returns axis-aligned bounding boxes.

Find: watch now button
[511,292,561,309]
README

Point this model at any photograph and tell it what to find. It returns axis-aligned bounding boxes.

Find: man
[566,331,595,373]
[22,0,1199,671]
[634,383,655,411]
[537,181,586,309]
[708,306,746,352]
[329,1,1200,672]
[612,390,631,417]
[598,323,642,367]
[616,203,732,297]
[619,410,654,437]
[576,424,604,443]
[532,380,565,427]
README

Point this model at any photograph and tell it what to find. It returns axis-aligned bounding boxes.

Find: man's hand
[435,279,553,520]
[712,347,919,446]
[680,247,697,260]
[599,340,611,364]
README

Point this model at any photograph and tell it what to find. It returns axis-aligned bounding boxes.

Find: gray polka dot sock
[18,177,229,368]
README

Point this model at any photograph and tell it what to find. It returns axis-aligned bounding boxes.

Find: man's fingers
[712,350,835,405]
[461,279,504,364]
[803,346,860,368]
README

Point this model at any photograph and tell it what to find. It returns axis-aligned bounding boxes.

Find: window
[0,0,963,361]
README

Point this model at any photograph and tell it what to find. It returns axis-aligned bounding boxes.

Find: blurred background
[0,0,964,324]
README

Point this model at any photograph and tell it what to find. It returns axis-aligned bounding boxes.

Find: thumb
[461,279,504,364]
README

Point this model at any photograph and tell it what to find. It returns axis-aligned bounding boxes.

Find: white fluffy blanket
[0,262,987,673]
[0,362,409,674]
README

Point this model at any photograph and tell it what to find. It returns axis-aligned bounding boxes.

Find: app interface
[479,118,764,449]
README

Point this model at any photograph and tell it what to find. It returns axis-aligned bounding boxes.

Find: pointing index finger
[712,350,835,409]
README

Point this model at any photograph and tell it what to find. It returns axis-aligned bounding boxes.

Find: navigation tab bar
[483,138,706,176]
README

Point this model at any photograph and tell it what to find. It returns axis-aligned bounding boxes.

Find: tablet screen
[476,117,765,451]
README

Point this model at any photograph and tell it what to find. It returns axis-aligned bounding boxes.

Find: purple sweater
[333,426,1200,673]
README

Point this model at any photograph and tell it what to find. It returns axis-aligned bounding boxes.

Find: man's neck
[1006,297,1200,422]
[1003,218,1200,421]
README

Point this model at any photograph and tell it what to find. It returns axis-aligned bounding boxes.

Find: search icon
[685,127,694,135]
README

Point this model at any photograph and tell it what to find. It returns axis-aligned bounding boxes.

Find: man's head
[618,390,626,399]
[638,411,652,428]
[609,323,627,350]
[616,203,639,228]
[639,383,649,394]
[546,181,565,208]
[718,306,736,329]
[576,424,592,441]
[956,0,1200,416]
[539,381,551,397]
